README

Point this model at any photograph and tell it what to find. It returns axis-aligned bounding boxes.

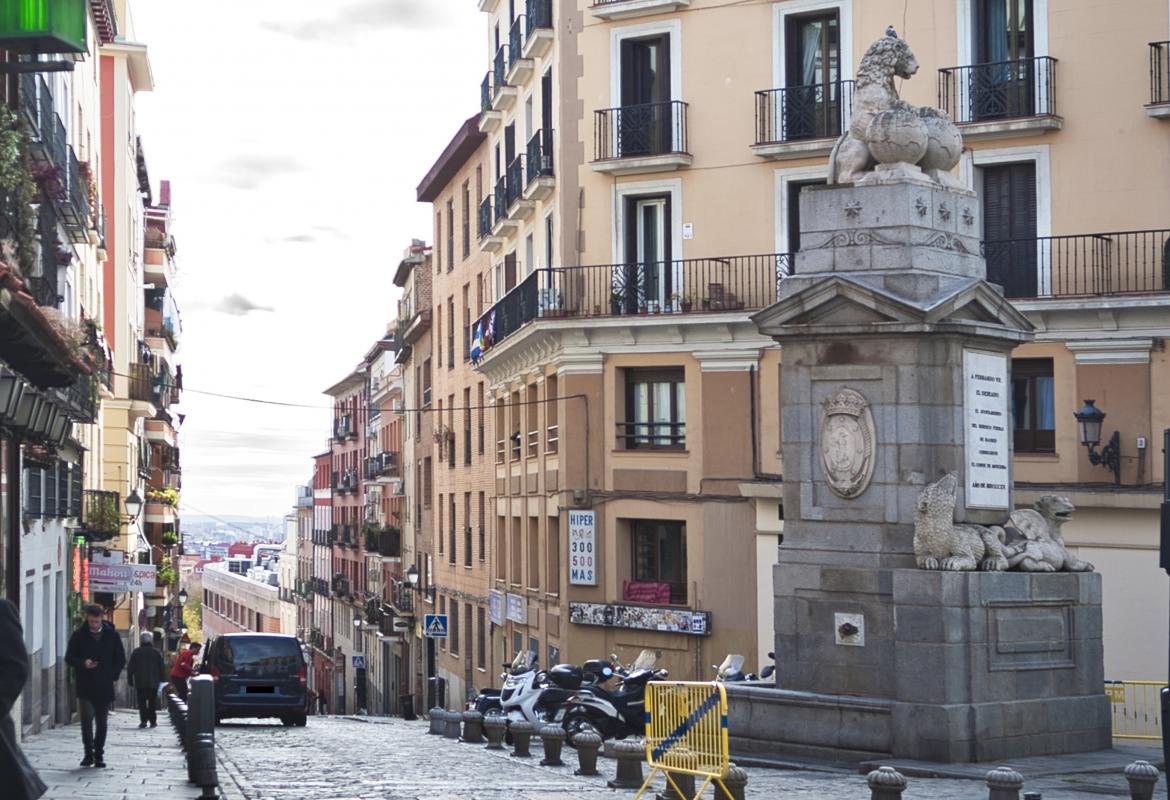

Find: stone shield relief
[819,388,876,499]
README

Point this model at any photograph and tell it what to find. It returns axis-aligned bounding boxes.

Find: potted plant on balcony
[610,291,624,315]
[160,529,178,548]
[680,294,695,313]
[156,559,176,588]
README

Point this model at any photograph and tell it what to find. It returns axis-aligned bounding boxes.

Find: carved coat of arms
[820,388,876,498]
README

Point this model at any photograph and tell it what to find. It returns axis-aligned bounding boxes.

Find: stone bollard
[538,724,567,766]
[1125,760,1160,800]
[443,710,462,740]
[724,763,749,800]
[187,676,216,747]
[510,720,535,757]
[657,771,696,800]
[483,715,507,750]
[1022,794,1042,800]
[986,765,1025,800]
[427,707,444,735]
[867,766,907,800]
[461,710,485,743]
[573,731,603,776]
[607,739,646,789]
[188,732,218,789]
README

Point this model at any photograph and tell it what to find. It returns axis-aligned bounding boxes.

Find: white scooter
[499,650,564,726]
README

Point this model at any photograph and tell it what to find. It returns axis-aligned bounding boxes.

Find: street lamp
[1073,399,1121,485]
[406,564,419,587]
[178,588,189,605]
[124,489,144,522]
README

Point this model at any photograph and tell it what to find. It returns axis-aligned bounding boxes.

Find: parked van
[200,633,307,726]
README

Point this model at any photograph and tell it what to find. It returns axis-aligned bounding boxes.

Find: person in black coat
[126,632,165,728]
[0,598,47,799]
[64,604,126,768]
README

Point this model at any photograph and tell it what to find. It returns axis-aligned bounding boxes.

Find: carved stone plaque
[820,388,876,499]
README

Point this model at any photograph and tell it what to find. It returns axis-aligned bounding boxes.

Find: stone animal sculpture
[828,29,963,185]
[1002,495,1094,572]
[913,473,1008,571]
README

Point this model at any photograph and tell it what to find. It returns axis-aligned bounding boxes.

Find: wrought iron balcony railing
[55,372,97,423]
[755,80,854,144]
[505,155,524,208]
[470,253,792,354]
[365,526,401,558]
[527,0,552,34]
[492,46,508,94]
[984,229,1170,300]
[508,16,525,69]
[478,195,492,240]
[1151,42,1169,106]
[938,56,1057,125]
[62,146,91,242]
[594,100,688,161]
[480,71,492,113]
[526,129,553,182]
[493,175,508,227]
[128,361,156,404]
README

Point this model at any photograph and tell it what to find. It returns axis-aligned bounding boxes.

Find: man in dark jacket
[0,598,47,799]
[126,632,165,728]
[64,604,126,768]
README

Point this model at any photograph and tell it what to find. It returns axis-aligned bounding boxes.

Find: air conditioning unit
[392,399,404,412]
[364,488,382,505]
[389,479,403,496]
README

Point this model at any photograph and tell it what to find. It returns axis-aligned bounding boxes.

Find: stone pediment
[752,276,1034,341]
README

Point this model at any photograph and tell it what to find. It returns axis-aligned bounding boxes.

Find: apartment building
[308,451,336,707]
[417,118,497,704]
[467,0,1170,680]
[392,243,438,706]
[202,559,282,639]
[292,484,314,646]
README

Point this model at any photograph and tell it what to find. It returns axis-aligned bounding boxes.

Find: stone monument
[733,30,1111,762]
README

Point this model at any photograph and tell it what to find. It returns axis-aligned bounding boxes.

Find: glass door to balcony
[619,35,670,157]
[982,161,1037,297]
[619,196,672,313]
[784,11,841,140]
[972,0,1035,119]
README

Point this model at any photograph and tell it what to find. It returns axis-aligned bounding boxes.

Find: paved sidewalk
[20,708,204,800]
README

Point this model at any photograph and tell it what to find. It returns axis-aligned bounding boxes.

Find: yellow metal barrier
[1106,680,1164,741]
[636,682,732,800]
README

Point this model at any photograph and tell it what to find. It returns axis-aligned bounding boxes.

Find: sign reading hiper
[568,509,597,585]
[963,349,1011,510]
[636,681,732,800]
[88,563,157,594]
[423,613,448,639]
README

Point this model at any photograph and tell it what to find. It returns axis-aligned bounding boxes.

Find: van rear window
[221,637,302,668]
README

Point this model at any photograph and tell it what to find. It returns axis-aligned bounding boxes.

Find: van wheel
[280,716,294,727]
[293,713,307,727]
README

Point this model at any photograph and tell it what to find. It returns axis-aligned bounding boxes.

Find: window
[26,467,42,516]
[463,492,472,567]
[422,458,432,508]
[547,515,560,595]
[435,212,442,273]
[619,35,672,156]
[436,305,442,369]
[461,182,471,259]
[464,602,473,666]
[437,496,444,556]
[1011,358,1054,452]
[448,494,456,565]
[619,194,672,312]
[439,596,446,651]
[462,285,470,363]
[630,520,687,605]
[447,297,455,368]
[463,387,472,465]
[478,492,486,561]
[476,607,486,669]
[783,10,842,140]
[546,375,558,454]
[496,516,507,581]
[446,199,455,271]
[786,178,825,255]
[510,516,523,586]
[622,368,685,449]
[449,602,459,655]
[528,516,540,590]
[982,162,1037,298]
[477,383,485,455]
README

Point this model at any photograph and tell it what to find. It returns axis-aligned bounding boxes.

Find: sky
[130,1,483,520]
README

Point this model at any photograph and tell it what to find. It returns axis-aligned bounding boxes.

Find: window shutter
[27,468,42,517]
[70,463,83,518]
[982,162,1037,296]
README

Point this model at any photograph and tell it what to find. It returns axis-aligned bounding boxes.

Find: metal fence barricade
[636,681,732,800]
[1106,680,1165,741]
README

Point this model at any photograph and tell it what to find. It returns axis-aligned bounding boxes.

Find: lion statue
[913,473,1008,571]
[828,29,963,185]
[1002,496,1094,572]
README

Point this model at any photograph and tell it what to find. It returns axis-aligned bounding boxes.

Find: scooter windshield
[717,654,745,678]
[510,650,536,674]
[630,649,660,671]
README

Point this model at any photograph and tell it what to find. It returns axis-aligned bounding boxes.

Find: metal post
[1161,429,1169,772]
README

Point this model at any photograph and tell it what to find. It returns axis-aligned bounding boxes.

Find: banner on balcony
[569,601,711,636]
[89,563,157,594]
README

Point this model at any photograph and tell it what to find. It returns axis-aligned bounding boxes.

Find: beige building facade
[463,0,1170,681]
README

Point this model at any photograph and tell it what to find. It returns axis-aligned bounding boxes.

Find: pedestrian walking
[127,632,165,728]
[0,598,47,799]
[169,641,201,701]
[64,604,126,769]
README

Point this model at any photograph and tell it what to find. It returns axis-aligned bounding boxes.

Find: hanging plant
[0,106,37,277]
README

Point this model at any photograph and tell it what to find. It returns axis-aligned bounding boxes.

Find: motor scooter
[559,649,667,742]
[713,652,775,682]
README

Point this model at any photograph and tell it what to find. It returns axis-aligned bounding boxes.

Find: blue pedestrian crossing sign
[423,613,448,639]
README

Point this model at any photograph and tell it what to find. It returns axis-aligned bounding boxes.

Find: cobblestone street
[213,715,1166,800]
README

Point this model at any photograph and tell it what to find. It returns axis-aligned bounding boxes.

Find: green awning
[0,0,87,55]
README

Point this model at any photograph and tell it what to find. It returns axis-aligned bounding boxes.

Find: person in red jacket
[169,641,201,701]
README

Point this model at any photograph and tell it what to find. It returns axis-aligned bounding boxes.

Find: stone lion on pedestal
[913,474,1008,571]
[1003,496,1095,572]
[828,29,963,185]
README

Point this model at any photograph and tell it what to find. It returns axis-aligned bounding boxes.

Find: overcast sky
[131,1,483,521]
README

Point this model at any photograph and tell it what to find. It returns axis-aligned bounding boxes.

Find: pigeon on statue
[886,25,898,38]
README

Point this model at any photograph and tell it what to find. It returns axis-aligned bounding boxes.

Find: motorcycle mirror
[761,665,776,679]
[767,651,775,659]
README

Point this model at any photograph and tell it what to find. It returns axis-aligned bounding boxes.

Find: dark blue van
[200,633,307,726]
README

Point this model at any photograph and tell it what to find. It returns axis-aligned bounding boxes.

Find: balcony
[524,129,554,201]
[593,101,691,175]
[54,372,97,423]
[589,0,689,21]
[471,253,791,356]
[333,414,354,440]
[752,81,854,160]
[506,17,534,85]
[366,451,399,480]
[81,489,119,541]
[984,229,1170,301]
[523,0,553,59]
[26,276,59,308]
[505,155,535,221]
[490,47,517,111]
[128,361,158,415]
[144,229,176,288]
[491,174,521,236]
[938,56,1061,140]
[478,71,501,133]
[20,74,91,242]
[0,0,88,54]
[60,147,90,242]
[365,525,401,558]
[1149,42,1170,119]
